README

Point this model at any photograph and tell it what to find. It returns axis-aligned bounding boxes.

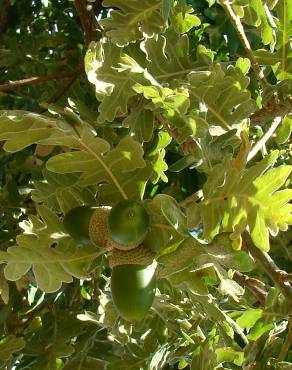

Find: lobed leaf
[100,0,165,46]
[197,151,292,251]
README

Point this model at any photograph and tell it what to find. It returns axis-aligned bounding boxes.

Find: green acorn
[107,200,150,250]
[109,245,156,322]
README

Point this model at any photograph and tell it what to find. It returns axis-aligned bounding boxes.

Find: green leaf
[216,347,244,366]
[219,279,244,302]
[158,238,203,277]
[160,194,189,236]
[134,84,195,143]
[0,111,79,152]
[85,40,157,123]
[32,169,96,213]
[171,6,201,34]
[233,0,274,45]
[122,100,154,142]
[0,268,9,304]
[144,195,183,253]
[188,64,256,131]
[162,0,173,20]
[0,335,25,365]
[99,0,165,46]
[47,136,150,204]
[0,206,99,293]
[254,49,292,81]
[168,155,198,172]
[191,338,217,370]
[236,308,263,329]
[276,115,292,144]
[142,32,212,82]
[146,131,172,184]
[198,151,292,251]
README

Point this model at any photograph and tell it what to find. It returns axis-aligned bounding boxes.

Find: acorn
[109,245,157,322]
[107,200,150,251]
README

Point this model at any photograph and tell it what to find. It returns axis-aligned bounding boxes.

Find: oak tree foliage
[0,0,291,369]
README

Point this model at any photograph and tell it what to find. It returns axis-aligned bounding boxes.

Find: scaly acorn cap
[109,244,155,269]
[89,206,112,250]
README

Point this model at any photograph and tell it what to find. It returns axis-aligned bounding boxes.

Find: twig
[278,317,292,362]
[247,115,282,162]
[0,68,83,92]
[242,231,292,304]
[0,0,9,35]
[250,97,291,126]
[279,273,292,282]
[156,113,197,155]
[74,0,101,46]
[233,271,267,305]
[220,0,268,88]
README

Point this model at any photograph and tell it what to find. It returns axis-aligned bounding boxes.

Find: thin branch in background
[0,67,83,92]
[0,0,9,35]
[220,0,268,88]
[278,318,292,362]
[233,271,267,305]
[74,0,101,46]
[242,231,292,305]
[247,115,282,161]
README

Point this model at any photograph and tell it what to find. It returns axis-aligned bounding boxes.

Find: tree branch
[247,115,282,162]
[242,231,292,304]
[233,271,267,305]
[279,273,292,282]
[220,0,268,88]
[0,67,83,92]
[250,96,292,126]
[0,0,9,35]
[74,0,101,46]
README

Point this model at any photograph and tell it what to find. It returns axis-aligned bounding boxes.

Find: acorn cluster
[63,200,156,322]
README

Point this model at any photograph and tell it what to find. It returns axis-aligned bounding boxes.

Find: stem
[278,318,292,362]
[220,0,268,88]
[247,115,282,162]
[0,68,83,92]
[280,273,292,282]
[243,231,292,304]
[233,271,267,305]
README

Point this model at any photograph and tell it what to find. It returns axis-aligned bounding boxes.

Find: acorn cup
[109,245,157,322]
[63,205,111,250]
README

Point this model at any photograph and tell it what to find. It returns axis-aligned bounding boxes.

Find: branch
[242,231,292,304]
[0,67,83,92]
[233,271,267,305]
[250,97,292,126]
[279,273,292,282]
[74,0,101,46]
[220,0,268,88]
[247,115,282,161]
[0,0,9,35]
